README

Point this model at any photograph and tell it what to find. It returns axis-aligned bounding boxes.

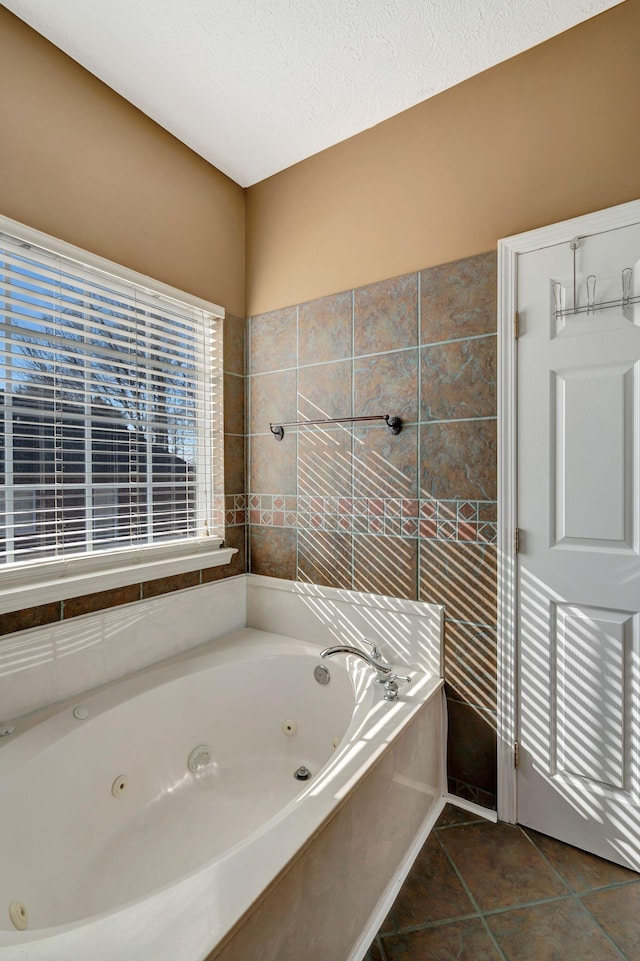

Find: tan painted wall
[246,0,640,316]
[0,9,245,317]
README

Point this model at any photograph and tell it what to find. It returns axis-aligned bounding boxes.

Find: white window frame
[0,215,234,613]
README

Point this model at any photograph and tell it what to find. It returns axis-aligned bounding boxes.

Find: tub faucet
[360,638,382,661]
[320,644,411,701]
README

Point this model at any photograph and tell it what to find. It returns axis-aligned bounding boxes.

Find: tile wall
[247,252,498,806]
[221,312,248,574]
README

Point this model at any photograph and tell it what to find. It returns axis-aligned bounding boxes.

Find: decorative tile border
[224,494,247,527]
[241,494,497,544]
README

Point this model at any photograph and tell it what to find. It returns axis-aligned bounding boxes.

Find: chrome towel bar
[269,413,401,441]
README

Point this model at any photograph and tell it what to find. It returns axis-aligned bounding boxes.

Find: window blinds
[0,231,223,565]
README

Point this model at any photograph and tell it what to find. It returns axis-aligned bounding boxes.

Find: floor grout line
[374,934,389,961]
[380,911,481,938]
[575,877,640,894]
[519,826,632,960]
[480,892,575,916]
[478,914,511,961]
[574,893,630,961]
[435,818,485,831]
[433,827,510,961]
[374,812,640,961]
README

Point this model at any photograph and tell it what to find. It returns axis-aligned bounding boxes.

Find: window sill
[0,539,236,615]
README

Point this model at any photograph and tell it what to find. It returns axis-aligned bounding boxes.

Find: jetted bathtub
[0,627,444,961]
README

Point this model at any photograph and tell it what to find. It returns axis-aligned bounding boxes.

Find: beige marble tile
[488,898,624,961]
[525,830,639,893]
[250,307,297,374]
[384,918,501,961]
[298,291,352,366]
[439,822,568,911]
[382,834,474,932]
[420,252,497,343]
[354,273,418,356]
[249,526,296,579]
[581,881,640,959]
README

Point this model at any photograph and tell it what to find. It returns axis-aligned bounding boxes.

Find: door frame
[496,198,640,824]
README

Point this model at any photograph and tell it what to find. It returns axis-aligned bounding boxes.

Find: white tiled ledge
[246,574,444,676]
[0,539,235,615]
[0,573,444,728]
[0,575,247,721]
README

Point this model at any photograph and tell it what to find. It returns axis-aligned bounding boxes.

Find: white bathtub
[0,625,444,961]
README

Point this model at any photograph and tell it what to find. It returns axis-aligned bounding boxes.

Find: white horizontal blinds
[0,231,220,565]
[208,315,225,538]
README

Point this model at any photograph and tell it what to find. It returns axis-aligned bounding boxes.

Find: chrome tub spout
[320,644,412,701]
[320,644,392,676]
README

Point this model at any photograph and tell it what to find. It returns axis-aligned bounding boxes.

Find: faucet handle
[383,673,412,701]
[360,638,382,661]
[389,672,411,684]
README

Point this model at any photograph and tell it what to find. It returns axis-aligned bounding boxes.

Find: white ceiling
[5,0,622,187]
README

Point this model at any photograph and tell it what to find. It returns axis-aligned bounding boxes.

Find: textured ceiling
[4,0,623,187]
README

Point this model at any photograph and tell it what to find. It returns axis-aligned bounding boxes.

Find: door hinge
[514,527,520,554]
[514,310,520,338]
[514,742,520,768]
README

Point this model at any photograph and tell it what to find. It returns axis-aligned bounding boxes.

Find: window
[0,217,227,602]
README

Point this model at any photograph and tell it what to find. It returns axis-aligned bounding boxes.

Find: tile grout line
[480,892,577,917]
[246,315,252,573]
[242,519,496,548]
[247,493,497,505]
[380,910,482,938]
[432,821,634,955]
[350,286,355,590]
[243,359,249,568]
[519,827,631,960]
[247,330,497,376]
[374,934,390,961]
[245,413,497,438]
[433,828,510,961]
[573,877,640,895]
[295,303,299,581]
[435,816,488,831]
[416,271,421,604]
[573,896,630,960]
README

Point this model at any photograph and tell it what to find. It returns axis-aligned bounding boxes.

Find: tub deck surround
[0,627,444,961]
[207,683,445,961]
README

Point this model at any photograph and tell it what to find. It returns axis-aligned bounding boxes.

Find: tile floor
[364,804,640,961]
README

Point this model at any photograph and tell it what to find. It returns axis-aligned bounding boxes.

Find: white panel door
[517,221,640,869]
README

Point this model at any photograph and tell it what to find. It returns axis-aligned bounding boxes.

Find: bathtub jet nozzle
[294,766,312,781]
[188,745,213,773]
[9,900,28,931]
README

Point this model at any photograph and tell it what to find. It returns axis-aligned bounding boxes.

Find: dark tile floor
[364,804,640,961]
